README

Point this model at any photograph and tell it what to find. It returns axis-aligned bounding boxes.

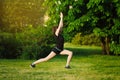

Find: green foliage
[0,26,52,59]
[72,33,100,46]
[0,32,21,59]
[71,33,81,45]
[93,28,107,37]
[111,19,120,35]
[0,0,45,32]
[110,42,120,55]
[17,26,52,59]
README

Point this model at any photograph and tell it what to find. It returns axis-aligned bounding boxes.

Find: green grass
[0,43,120,80]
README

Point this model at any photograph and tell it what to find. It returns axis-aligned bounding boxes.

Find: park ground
[0,43,120,80]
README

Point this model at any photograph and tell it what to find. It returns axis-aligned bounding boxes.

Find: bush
[17,26,52,59]
[72,33,100,46]
[0,33,21,59]
[71,33,81,45]
[0,26,53,59]
[110,42,120,55]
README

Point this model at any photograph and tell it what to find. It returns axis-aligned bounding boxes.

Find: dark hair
[52,26,58,35]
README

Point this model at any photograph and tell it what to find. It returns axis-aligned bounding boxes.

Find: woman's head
[52,26,63,35]
[52,26,58,35]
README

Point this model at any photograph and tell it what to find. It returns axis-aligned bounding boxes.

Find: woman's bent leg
[60,50,73,67]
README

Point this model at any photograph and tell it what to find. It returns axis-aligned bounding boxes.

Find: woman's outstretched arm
[55,12,63,36]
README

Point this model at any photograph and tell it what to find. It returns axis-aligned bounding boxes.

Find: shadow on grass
[65,47,102,57]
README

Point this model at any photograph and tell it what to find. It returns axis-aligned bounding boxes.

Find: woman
[30,12,73,69]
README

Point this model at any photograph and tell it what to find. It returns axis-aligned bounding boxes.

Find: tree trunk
[100,37,110,55]
[105,37,110,55]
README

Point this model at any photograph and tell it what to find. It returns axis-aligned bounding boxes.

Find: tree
[0,0,52,59]
[0,0,45,32]
[44,0,120,55]
[88,0,120,55]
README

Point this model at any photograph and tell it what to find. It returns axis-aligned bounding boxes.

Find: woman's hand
[60,12,63,18]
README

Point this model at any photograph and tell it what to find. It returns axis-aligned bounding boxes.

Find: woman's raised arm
[55,12,63,36]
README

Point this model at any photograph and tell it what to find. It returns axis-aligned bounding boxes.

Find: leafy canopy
[44,0,120,37]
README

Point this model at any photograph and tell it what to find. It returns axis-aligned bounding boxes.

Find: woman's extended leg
[60,50,73,68]
[32,51,56,65]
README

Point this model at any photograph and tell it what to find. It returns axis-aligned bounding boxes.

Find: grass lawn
[0,43,120,80]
